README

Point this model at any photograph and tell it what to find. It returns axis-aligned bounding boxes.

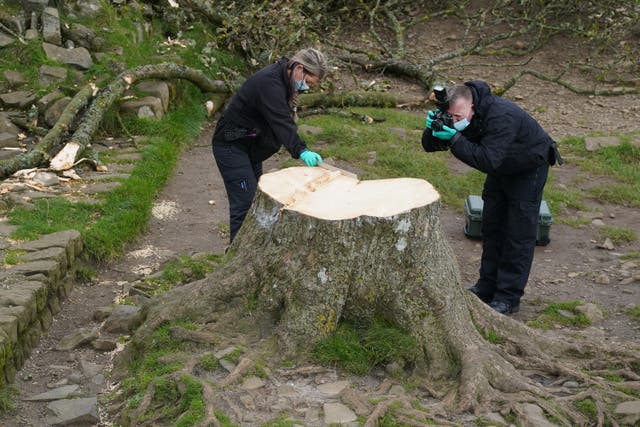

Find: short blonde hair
[290,48,328,79]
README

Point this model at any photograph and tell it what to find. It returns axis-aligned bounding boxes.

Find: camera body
[431,85,454,131]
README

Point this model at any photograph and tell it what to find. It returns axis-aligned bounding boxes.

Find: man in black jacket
[422,80,562,314]
[212,48,327,243]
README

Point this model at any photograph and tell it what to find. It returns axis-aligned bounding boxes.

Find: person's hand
[432,124,457,141]
[425,109,438,129]
[300,150,323,166]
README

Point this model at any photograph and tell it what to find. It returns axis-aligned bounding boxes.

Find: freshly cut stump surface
[259,167,440,219]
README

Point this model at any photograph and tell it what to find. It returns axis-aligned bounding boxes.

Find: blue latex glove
[432,124,457,141]
[300,150,323,166]
[425,109,438,129]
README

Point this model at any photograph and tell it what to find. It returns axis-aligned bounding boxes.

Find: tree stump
[236,166,460,365]
[128,166,640,424]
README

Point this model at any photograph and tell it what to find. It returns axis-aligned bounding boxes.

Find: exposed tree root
[364,397,404,427]
[219,357,254,388]
[462,295,640,425]
[120,171,639,426]
[169,325,218,345]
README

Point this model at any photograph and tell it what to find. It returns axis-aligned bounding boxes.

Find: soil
[2,20,640,427]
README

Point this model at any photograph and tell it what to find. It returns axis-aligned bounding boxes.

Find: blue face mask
[454,118,470,131]
[295,79,309,92]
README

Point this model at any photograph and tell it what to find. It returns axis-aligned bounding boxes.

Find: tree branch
[0,84,95,179]
[498,69,640,96]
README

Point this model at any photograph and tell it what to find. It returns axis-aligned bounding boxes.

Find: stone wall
[0,229,82,384]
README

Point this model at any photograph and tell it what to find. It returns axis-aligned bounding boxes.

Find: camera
[431,85,454,131]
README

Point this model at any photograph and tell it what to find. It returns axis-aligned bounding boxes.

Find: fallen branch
[0,83,95,179]
[338,55,434,89]
[298,91,423,110]
[8,116,48,137]
[0,21,26,45]
[50,63,229,171]
[498,69,640,96]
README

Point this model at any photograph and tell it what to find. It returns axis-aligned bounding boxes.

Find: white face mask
[454,118,470,131]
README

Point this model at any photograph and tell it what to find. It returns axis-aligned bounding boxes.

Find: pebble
[240,376,265,390]
[317,380,349,396]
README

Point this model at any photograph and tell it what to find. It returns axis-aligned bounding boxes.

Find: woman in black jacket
[212,48,327,243]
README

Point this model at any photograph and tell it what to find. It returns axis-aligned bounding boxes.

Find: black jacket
[423,80,560,175]
[218,58,307,162]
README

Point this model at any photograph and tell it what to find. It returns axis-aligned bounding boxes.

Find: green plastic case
[464,195,553,246]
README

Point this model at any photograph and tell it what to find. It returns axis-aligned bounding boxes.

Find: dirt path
[0,125,227,426]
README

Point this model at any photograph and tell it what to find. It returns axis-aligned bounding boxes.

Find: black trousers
[212,137,262,243]
[474,163,549,306]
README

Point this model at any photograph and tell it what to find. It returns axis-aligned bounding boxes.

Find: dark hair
[447,84,472,107]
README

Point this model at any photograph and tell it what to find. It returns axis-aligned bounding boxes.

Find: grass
[551,136,640,212]
[119,321,208,425]
[620,252,640,260]
[484,329,505,344]
[261,417,304,427]
[313,318,417,375]
[215,411,240,427]
[627,305,640,322]
[142,253,223,296]
[575,398,598,419]
[0,385,17,414]
[75,265,98,283]
[2,249,26,265]
[196,354,219,372]
[598,225,638,245]
[527,301,592,330]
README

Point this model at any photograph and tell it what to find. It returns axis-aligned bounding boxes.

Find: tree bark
[131,167,475,379]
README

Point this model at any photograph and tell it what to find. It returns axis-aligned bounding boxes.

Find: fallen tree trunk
[123,166,640,425]
[298,91,425,109]
[0,84,96,179]
[339,55,435,89]
[0,64,229,177]
[51,63,229,170]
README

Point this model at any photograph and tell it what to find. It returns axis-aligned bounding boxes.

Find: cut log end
[259,166,440,220]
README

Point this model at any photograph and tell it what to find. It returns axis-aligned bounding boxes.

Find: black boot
[467,285,492,304]
[489,300,520,314]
